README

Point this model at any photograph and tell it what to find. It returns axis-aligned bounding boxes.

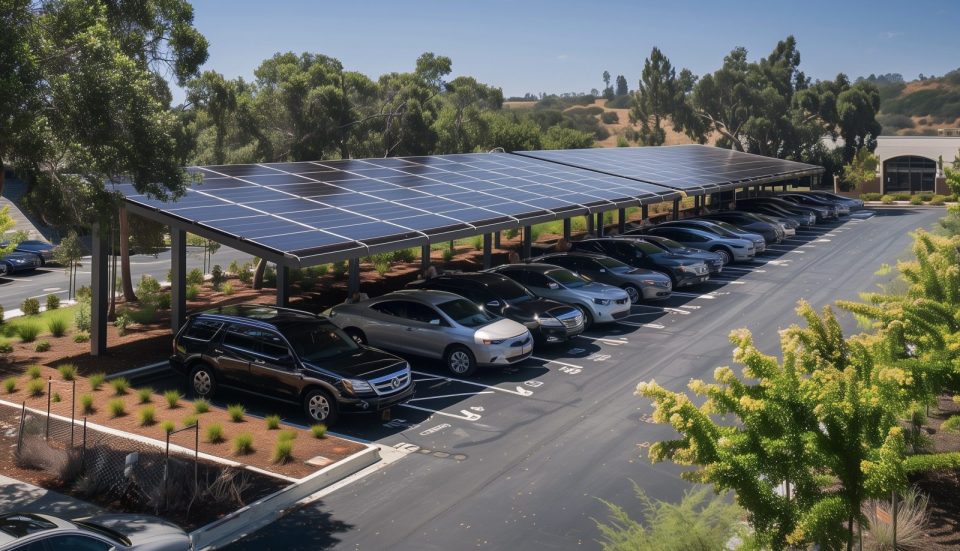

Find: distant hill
[867,70,960,135]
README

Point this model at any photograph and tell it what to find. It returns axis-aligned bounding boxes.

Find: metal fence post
[81,418,87,472]
[194,422,200,496]
[45,377,51,440]
[70,380,76,448]
[17,402,25,453]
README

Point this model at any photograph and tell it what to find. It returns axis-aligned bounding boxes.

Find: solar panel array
[515,145,823,193]
[118,152,681,265]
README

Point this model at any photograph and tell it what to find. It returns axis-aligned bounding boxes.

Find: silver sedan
[328,289,533,376]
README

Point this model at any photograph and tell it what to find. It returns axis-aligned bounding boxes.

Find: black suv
[569,238,710,288]
[170,304,414,425]
[406,272,584,343]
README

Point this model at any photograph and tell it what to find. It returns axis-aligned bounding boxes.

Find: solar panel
[117,152,681,266]
[514,145,822,194]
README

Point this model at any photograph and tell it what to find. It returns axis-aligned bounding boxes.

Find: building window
[883,156,936,194]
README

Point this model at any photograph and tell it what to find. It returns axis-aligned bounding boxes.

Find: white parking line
[411,370,533,397]
[408,391,494,402]
[397,403,482,421]
[631,305,690,315]
[669,292,716,299]
[814,238,831,242]
[678,305,700,310]
[722,266,766,273]
[618,321,665,329]
[529,356,584,369]
[576,335,629,346]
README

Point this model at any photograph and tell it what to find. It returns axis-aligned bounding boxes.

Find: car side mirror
[598,268,606,273]
[277,354,296,367]
[486,300,501,310]
[429,318,441,326]
[547,282,560,290]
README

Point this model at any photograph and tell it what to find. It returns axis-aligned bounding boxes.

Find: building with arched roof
[872,136,960,195]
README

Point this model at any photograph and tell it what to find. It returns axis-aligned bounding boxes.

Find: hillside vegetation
[866,70,960,134]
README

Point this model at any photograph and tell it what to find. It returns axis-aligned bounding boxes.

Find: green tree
[841,146,879,192]
[54,230,84,300]
[0,206,16,255]
[542,126,594,150]
[433,76,504,153]
[945,148,960,197]
[636,301,910,549]
[614,74,628,97]
[630,47,682,146]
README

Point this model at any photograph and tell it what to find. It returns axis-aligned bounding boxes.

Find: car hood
[570,282,630,300]
[650,253,702,266]
[477,317,529,339]
[302,347,406,379]
[77,514,190,550]
[2,252,37,261]
[674,249,723,263]
[505,298,570,319]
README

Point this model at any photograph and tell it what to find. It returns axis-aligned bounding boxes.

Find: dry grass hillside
[875,71,960,135]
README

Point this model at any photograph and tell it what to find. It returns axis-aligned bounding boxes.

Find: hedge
[903,452,960,474]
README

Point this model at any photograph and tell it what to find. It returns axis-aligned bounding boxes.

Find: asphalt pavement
[125,207,944,550]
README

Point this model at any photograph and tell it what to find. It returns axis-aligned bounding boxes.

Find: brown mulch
[906,394,960,550]
[0,365,366,479]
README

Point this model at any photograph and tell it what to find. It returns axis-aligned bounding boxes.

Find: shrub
[374,259,390,276]
[138,405,156,426]
[45,294,60,311]
[183,414,198,428]
[206,423,224,443]
[504,228,519,240]
[272,438,294,464]
[193,398,210,414]
[233,433,254,455]
[161,420,175,435]
[0,304,4,323]
[126,305,156,325]
[600,111,619,124]
[26,365,42,379]
[930,194,948,205]
[187,268,204,286]
[941,415,960,433]
[110,377,129,396]
[265,414,281,430]
[893,192,911,201]
[74,303,91,332]
[262,265,276,287]
[21,297,40,316]
[917,192,934,201]
[137,387,153,404]
[310,424,327,439]
[107,398,126,417]
[17,322,41,343]
[221,282,235,296]
[0,342,10,353]
[80,394,94,414]
[113,314,129,336]
[881,194,895,204]
[910,195,924,205]
[211,265,225,290]
[47,316,68,337]
[27,379,45,397]
[471,236,483,251]
[33,340,50,352]
[57,364,77,381]
[75,286,91,301]
[228,404,245,422]
[861,487,929,551]
[136,275,162,300]
[278,429,297,441]
[236,264,253,284]
[88,372,106,391]
[390,248,417,263]
[185,284,200,301]
[156,292,171,310]
[904,452,960,473]
[228,260,241,275]
[51,391,61,403]
[332,261,347,278]
[442,248,454,262]
[4,377,17,393]
[164,389,182,409]
[861,192,882,201]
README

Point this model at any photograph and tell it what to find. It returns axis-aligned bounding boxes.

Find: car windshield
[495,280,535,304]
[0,514,56,537]
[630,241,662,254]
[437,299,497,328]
[287,322,361,362]
[710,220,742,232]
[595,256,633,274]
[650,237,685,251]
[546,268,586,288]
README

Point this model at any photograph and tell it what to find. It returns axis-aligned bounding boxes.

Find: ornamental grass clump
[107,399,126,418]
[110,377,129,396]
[193,398,210,414]
[57,364,77,381]
[27,379,45,397]
[228,404,245,422]
[161,420,175,435]
[233,433,253,455]
[164,389,182,409]
[138,405,156,426]
[265,414,280,430]
[310,424,327,439]
[80,394,95,414]
[26,365,42,380]
[3,377,16,394]
[88,372,105,391]
[206,423,224,443]
[272,438,294,464]
[137,387,153,404]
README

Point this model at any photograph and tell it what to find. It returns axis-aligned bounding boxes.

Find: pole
[70,380,75,448]
[45,377,51,440]
[562,219,571,240]
[595,212,604,237]
[482,234,492,269]
[421,244,430,274]
[17,402,25,452]
[522,226,532,259]
[348,258,360,297]
[586,214,594,235]
[618,208,626,234]
[891,491,897,549]
[641,205,648,224]
[672,198,680,221]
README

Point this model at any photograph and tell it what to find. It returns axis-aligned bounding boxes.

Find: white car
[0,512,190,550]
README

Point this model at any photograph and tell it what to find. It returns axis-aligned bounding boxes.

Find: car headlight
[342,378,373,395]
[731,243,746,249]
[677,265,696,272]
[593,298,610,305]
[640,279,658,286]
[481,338,505,345]
[538,316,563,327]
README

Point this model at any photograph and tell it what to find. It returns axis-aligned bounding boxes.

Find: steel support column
[641,204,648,223]
[276,265,290,307]
[562,218,571,240]
[617,208,626,234]
[90,223,108,356]
[672,198,680,220]
[595,212,604,237]
[170,227,186,333]
[482,234,492,269]
[421,244,430,273]
[586,214,594,235]
[348,258,360,297]
[494,232,501,248]
[522,226,532,259]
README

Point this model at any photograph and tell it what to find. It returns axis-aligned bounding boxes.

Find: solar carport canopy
[116,152,681,268]
[515,145,824,194]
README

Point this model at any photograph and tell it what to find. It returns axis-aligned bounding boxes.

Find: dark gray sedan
[532,252,672,303]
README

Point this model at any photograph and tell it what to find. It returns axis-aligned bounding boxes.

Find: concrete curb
[189,444,381,550]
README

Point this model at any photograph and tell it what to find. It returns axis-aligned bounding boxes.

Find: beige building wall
[875,136,960,194]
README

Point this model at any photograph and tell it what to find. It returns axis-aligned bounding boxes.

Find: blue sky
[176,0,959,102]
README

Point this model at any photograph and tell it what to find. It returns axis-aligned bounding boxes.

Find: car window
[370,300,406,318]
[0,514,56,538]
[497,269,527,285]
[542,256,576,270]
[183,319,223,341]
[253,330,290,360]
[222,325,261,354]
[615,241,643,258]
[522,271,552,288]
[595,256,632,273]
[546,268,586,289]
[653,237,684,251]
[37,534,111,551]
[402,301,445,325]
[436,299,496,328]
[286,323,360,362]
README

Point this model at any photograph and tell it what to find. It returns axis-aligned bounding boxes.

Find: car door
[613,241,649,270]
[247,329,300,401]
[399,301,449,359]
[520,270,558,300]
[217,324,260,385]
[363,300,411,351]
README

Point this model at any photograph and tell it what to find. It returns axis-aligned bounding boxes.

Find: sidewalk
[0,474,102,518]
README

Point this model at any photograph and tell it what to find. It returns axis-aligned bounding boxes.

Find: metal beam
[482,234,492,269]
[562,218,571,240]
[276,265,290,307]
[617,208,626,234]
[90,223,108,356]
[522,226,532,259]
[170,227,186,333]
[672,198,680,221]
[348,258,360,297]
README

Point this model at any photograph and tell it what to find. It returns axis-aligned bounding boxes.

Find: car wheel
[622,284,641,304]
[710,247,732,265]
[345,328,367,345]
[574,304,594,329]
[189,364,217,399]
[303,389,339,425]
[445,345,477,377]
[0,263,7,276]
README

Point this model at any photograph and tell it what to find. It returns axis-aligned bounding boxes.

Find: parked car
[0,512,190,550]
[486,263,631,328]
[657,219,768,251]
[635,226,756,265]
[626,234,726,273]
[778,193,847,216]
[736,201,815,227]
[568,237,711,287]
[696,211,787,242]
[406,272,584,343]
[801,190,864,210]
[748,211,799,235]
[9,240,55,266]
[329,290,533,377]
[171,304,414,424]
[532,251,673,303]
[736,196,831,223]
[0,251,40,275]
